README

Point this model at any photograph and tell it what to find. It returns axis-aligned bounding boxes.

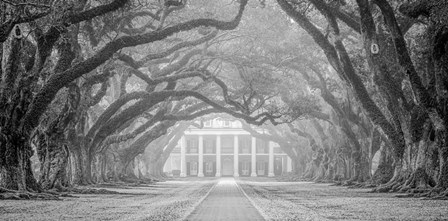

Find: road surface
[185,177,264,221]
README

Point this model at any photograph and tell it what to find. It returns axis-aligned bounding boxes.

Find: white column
[287,156,292,172]
[198,135,204,177]
[180,136,186,177]
[268,141,275,177]
[216,135,221,177]
[233,135,239,177]
[251,137,257,177]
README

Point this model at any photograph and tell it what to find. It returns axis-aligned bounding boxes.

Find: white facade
[163,118,293,177]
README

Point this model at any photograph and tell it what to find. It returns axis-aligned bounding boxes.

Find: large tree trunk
[431,14,448,191]
[157,160,167,178]
[147,161,164,179]
[112,154,138,182]
[0,36,41,192]
[304,149,323,180]
[350,150,361,182]
[37,135,70,190]
[69,147,83,185]
[100,153,108,183]
[397,121,437,193]
[292,156,303,176]
[371,145,394,185]
[35,37,78,190]
[333,156,346,181]
[83,149,94,184]
[324,160,335,181]
[0,138,41,192]
[68,143,93,185]
[122,159,138,182]
[437,131,448,190]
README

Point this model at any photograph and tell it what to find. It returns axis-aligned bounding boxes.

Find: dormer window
[204,120,212,127]
[223,120,231,127]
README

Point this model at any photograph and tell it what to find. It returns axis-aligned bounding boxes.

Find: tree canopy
[1,0,448,200]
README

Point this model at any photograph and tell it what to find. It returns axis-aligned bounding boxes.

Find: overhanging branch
[22,0,249,132]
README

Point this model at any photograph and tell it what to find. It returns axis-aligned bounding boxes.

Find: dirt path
[185,177,265,221]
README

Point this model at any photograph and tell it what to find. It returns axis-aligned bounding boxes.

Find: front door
[257,161,266,176]
[241,161,250,176]
[274,157,283,176]
[222,157,233,176]
[205,162,214,176]
[190,162,198,176]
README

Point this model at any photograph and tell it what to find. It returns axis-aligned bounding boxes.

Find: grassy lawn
[0,178,217,221]
[238,179,448,221]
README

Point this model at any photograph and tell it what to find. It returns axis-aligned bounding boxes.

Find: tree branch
[23,0,248,131]
[65,0,129,25]
[88,81,109,107]
[0,0,50,8]
[0,11,49,43]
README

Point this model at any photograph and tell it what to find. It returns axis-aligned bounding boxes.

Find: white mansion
[163,117,293,177]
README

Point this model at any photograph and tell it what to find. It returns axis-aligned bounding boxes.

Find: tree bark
[0,139,41,191]
[371,144,394,185]
[37,136,69,190]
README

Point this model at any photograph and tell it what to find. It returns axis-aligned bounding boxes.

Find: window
[190,162,198,175]
[187,138,198,153]
[241,145,250,154]
[205,162,213,173]
[257,161,266,175]
[241,161,250,176]
[221,136,234,153]
[274,146,282,154]
[223,120,231,127]
[239,136,251,154]
[256,138,268,154]
[204,120,212,127]
[204,139,215,154]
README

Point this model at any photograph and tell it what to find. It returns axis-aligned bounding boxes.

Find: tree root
[118,176,156,185]
[0,187,62,200]
[373,168,439,197]
[371,170,411,193]
[371,180,403,193]
[59,187,120,194]
[420,187,448,200]
[342,174,369,187]
[0,186,131,200]
[389,187,448,200]
[313,178,333,183]
[275,173,303,182]
[331,181,343,186]
[350,183,377,189]
[371,164,394,185]
[342,179,359,187]
[42,184,121,195]
[344,182,377,189]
